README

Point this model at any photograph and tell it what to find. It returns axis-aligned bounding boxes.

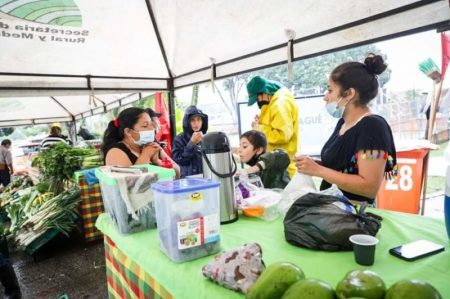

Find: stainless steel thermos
[201,132,238,224]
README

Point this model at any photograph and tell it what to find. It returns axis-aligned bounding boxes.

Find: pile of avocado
[246,262,441,299]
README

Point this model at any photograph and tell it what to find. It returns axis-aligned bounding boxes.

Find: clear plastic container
[151,178,221,262]
[95,165,175,234]
[445,143,450,239]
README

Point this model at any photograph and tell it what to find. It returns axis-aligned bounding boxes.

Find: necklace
[341,112,371,133]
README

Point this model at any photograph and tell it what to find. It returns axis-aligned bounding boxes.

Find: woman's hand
[294,154,322,176]
[142,142,160,161]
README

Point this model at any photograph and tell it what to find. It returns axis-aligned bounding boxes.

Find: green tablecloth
[96,209,450,298]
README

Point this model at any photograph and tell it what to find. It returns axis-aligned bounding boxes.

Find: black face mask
[257,101,269,109]
[247,154,260,166]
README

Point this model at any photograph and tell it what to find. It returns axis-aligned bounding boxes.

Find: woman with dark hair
[237,130,290,189]
[102,107,180,178]
[295,54,397,203]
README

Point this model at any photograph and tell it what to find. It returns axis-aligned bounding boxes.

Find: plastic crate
[96,165,175,234]
[152,178,221,262]
[24,228,60,256]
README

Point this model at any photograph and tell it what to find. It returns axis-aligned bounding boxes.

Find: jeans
[0,168,10,187]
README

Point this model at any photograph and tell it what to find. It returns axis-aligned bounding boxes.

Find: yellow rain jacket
[257,88,299,177]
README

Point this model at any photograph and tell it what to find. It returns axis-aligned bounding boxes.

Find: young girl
[237,130,290,189]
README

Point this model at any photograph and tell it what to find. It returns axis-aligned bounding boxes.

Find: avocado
[281,278,335,299]
[335,269,385,299]
[385,279,442,299]
[246,262,305,299]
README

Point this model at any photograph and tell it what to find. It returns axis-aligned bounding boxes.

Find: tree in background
[221,44,391,120]
[288,44,391,93]
[0,127,14,137]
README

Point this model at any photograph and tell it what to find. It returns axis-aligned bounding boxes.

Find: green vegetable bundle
[15,186,81,247]
[33,143,98,194]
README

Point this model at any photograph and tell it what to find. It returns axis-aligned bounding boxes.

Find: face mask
[325,97,345,118]
[257,101,269,109]
[247,153,260,166]
[133,130,155,146]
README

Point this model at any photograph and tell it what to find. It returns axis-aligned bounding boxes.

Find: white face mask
[325,97,345,118]
[132,129,155,146]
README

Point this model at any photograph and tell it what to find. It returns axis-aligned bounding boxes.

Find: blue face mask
[325,97,345,118]
[133,130,155,146]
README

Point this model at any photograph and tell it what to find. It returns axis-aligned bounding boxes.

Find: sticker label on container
[177,214,220,250]
[190,192,203,202]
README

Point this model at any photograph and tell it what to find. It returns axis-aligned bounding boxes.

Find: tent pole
[73,119,78,143]
[168,79,176,146]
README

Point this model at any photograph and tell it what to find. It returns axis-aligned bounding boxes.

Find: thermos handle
[202,151,237,178]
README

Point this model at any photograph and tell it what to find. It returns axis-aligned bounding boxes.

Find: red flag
[441,32,450,79]
[155,92,172,156]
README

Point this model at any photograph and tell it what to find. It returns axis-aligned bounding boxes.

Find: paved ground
[0,233,107,299]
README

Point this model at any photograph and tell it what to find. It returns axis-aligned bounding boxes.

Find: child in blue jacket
[172,106,208,177]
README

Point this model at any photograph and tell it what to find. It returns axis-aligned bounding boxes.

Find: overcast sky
[376,30,448,92]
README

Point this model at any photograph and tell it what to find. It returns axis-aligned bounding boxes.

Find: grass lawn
[430,140,448,158]
[427,140,447,196]
[426,176,445,195]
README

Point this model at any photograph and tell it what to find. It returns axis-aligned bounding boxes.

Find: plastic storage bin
[151,178,221,262]
[96,165,175,234]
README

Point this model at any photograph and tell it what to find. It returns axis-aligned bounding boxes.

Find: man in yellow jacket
[247,75,299,178]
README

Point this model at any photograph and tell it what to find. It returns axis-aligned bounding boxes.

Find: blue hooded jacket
[172,106,208,177]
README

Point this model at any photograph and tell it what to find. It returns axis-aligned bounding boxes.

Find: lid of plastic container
[96,164,175,186]
[151,178,220,194]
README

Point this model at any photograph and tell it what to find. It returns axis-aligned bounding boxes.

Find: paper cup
[349,234,379,266]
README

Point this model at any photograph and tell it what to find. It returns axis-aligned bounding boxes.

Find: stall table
[96,209,450,299]
[75,171,104,242]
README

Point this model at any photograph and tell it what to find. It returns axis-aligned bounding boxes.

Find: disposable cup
[349,234,379,266]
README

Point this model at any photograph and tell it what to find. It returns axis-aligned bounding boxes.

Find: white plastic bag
[279,173,317,216]
[240,189,282,221]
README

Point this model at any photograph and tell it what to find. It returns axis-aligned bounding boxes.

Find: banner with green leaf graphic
[0,0,166,79]
[0,0,82,26]
[0,0,89,43]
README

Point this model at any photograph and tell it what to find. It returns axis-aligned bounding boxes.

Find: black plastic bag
[283,193,382,251]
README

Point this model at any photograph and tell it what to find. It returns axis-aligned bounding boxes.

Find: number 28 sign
[385,158,415,191]
[377,149,429,214]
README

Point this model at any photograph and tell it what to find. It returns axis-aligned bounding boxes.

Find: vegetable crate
[74,172,104,242]
[96,165,175,235]
[24,228,59,256]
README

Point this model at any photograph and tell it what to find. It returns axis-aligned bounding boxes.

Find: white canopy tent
[0,92,153,127]
[1,0,449,129]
